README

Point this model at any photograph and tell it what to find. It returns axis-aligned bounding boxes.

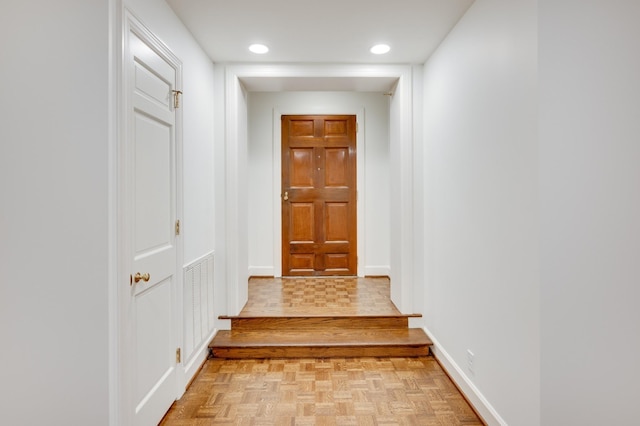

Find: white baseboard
[248,266,275,277]
[424,326,507,426]
[363,266,391,276]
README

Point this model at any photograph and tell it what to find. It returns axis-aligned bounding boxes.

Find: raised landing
[209,277,432,359]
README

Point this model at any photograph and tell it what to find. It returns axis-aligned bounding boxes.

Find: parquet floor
[160,277,484,425]
[239,276,402,316]
[161,357,483,425]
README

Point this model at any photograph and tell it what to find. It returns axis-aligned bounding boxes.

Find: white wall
[539,1,640,424]
[247,91,390,277]
[422,0,539,424]
[0,1,110,424]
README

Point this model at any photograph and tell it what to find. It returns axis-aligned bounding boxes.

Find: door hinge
[176,347,181,364]
[175,219,181,236]
[172,90,182,109]
[356,122,359,133]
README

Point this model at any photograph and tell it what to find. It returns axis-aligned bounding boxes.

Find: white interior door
[125,18,182,426]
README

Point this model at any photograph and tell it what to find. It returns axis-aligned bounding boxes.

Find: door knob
[283,191,289,201]
[133,272,150,283]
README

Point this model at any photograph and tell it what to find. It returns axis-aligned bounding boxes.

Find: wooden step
[218,314,422,330]
[209,328,432,359]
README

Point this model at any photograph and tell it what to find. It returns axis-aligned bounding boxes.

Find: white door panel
[133,95,174,126]
[124,21,182,426]
[134,278,174,409]
[134,63,173,109]
[131,35,175,92]
[134,112,172,254]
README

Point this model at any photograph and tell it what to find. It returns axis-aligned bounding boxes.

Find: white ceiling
[165,0,474,90]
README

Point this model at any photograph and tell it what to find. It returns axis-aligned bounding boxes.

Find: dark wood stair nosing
[218,313,423,320]
[209,329,432,348]
[209,341,432,359]
[218,314,423,330]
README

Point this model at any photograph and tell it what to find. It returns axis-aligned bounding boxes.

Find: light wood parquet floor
[160,277,484,425]
[161,356,483,425]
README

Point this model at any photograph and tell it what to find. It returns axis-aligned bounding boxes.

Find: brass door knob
[134,272,150,283]
[283,191,289,201]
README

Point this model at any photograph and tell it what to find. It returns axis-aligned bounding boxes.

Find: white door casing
[121,13,183,426]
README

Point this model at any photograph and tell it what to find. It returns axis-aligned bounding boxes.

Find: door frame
[223,64,415,317]
[115,9,184,424]
[275,110,365,277]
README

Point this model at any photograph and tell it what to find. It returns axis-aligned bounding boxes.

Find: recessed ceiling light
[249,44,269,54]
[370,44,391,55]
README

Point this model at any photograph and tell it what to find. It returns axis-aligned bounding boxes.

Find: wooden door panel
[288,188,350,201]
[290,148,315,187]
[325,202,349,242]
[282,115,357,276]
[290,203,315,242]
[290,242,350,252]
[290,119,316,137]
[324,148,348,187]
[290,254,315,271]
[324,119,347,136]
[325,254,349,271]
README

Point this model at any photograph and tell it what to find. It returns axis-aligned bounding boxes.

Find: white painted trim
[212,63,228,329]
[116,5,131,425]
[249,266,275,277]
[272,107,282,278]
[410,64,425,319]
[363,266,391,277]
[272,106,365,278]
[183,250,215,270]
[173,35,185,404]
[108,1,122,425]
[356,110,366,278]
[228,63,412,81]
[225,63,414,312]
[424,326,507,426]
[388,70,415,314]
[224,71,247,315]
[181,251,215,387]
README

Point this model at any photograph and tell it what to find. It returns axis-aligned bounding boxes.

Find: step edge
[210,338,433,348]
[219,313,423,320]
[210,349,431,359]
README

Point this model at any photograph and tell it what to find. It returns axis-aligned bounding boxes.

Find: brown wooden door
[282,115,357,276]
